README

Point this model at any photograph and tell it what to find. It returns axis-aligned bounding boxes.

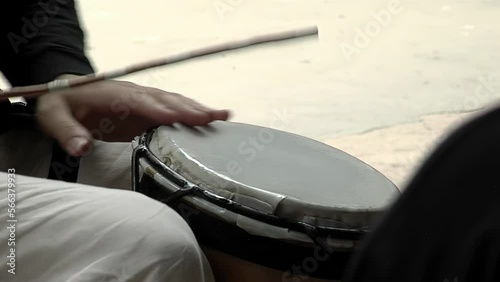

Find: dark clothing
[343,105,500,282]
[0,0,93,116]
[0,0,93,182]
[0,0,93,87]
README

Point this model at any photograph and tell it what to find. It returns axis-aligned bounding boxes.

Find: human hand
[35,80,230,156]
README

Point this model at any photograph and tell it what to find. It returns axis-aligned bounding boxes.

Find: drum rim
[132,127,367,241]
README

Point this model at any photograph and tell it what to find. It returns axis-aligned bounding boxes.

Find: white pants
[0,128,134,190]
[0,129,214,282]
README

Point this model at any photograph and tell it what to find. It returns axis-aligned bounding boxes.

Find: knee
[139,206,204,263]
[130,202,211,281]
[93,190,212,281]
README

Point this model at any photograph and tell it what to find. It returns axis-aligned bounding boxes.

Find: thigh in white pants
[0,129,213,281]
[0,173,214,282]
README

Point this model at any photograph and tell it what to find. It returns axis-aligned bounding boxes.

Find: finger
[149,90,213,126]
[189,104,230,122]
[99,83,227,126]
[115,86,186,125]
[208,109,231,121]
[36,95,92,157]
[80,113,160,142]
[179,97,231,121]
[153,90,231,124]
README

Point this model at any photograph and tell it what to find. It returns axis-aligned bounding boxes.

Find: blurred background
[2,0,499,187]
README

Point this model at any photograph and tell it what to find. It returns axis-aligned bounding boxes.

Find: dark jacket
[0,0,94,116]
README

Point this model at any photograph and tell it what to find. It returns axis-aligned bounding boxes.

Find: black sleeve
[0,0,94,87]
[343,106,500,282]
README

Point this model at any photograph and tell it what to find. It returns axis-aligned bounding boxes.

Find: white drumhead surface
[151,122,399,212]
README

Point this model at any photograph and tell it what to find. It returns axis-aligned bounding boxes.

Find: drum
[131,121,400,281]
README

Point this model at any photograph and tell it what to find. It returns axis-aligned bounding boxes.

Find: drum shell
[137,173,357,280]
[132,122,400,280]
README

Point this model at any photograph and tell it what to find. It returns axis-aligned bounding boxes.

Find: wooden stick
[0,26,318,99]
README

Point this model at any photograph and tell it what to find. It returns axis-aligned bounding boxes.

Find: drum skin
[133,121,400,280]
[150,122,399,220]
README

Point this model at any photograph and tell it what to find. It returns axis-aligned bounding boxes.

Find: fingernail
[65,137,90,156]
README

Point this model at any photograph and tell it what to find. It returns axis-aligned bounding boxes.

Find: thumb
[36,95,92,157]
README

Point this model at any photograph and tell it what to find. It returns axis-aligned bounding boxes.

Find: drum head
[148,121,399,230]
